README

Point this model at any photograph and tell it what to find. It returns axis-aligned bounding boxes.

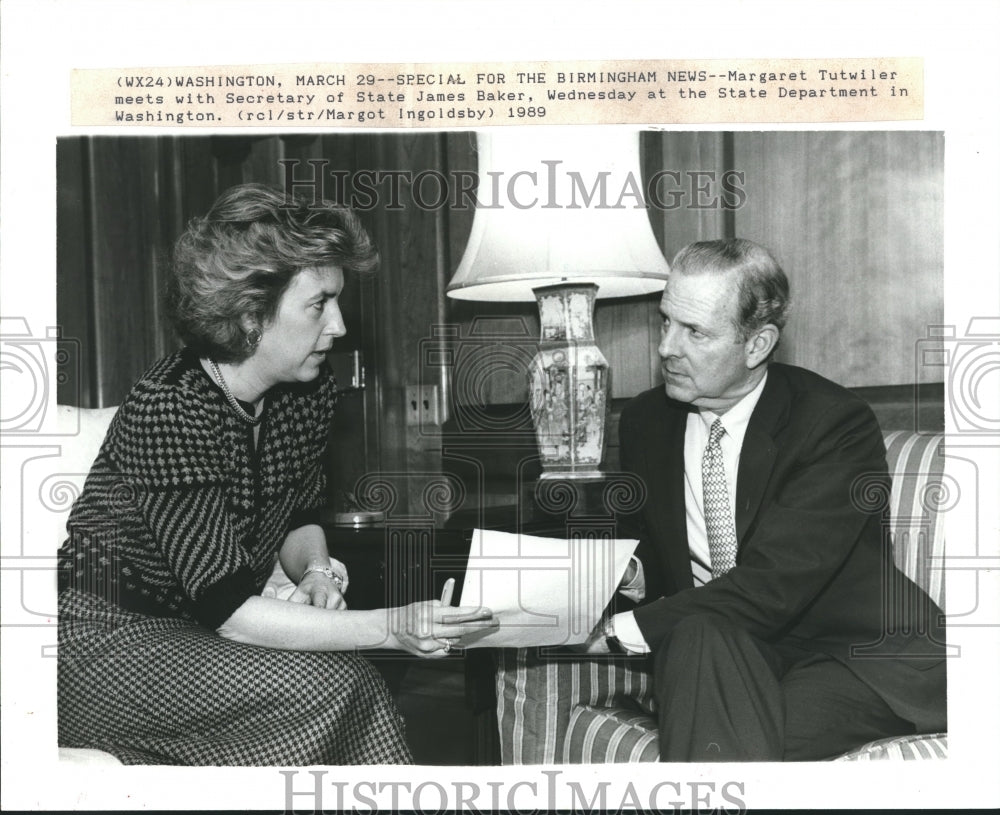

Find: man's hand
[566,615,613,654]
[620,558,638,587]
[617,556,646,604]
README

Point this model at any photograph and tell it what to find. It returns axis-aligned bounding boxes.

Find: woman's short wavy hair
[168,183,378,362]
[670,238,790,341]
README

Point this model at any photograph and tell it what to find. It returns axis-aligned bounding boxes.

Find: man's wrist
[604,611,651,654]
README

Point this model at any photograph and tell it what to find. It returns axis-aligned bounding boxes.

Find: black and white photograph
[1,1,998,812]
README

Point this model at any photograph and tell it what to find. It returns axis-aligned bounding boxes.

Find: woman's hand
[389,601,499,658]
[289,558,350,610]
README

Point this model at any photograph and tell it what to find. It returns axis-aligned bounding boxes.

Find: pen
[440,577,455,607]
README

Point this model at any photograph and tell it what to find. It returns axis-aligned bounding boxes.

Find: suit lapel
[735,366,790,543]
[644,396,693,590]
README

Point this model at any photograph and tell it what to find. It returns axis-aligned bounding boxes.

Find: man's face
[657,269,761,413]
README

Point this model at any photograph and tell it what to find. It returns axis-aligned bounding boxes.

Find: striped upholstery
[564,705,659,763]
[495,648,656,764]
[497,432,948,763]
[881,431,946,610]
[835,732,948,761]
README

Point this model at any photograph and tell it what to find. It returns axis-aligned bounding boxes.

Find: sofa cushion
[565,710,949,762]
[834,732,948,761]
[58,747,123,765]
[564,705,659,763]
[38,406,119,549]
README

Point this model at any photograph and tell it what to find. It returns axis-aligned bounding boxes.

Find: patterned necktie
[702,417,738,579]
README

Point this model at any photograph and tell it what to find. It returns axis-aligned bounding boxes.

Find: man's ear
[745,324,779,369]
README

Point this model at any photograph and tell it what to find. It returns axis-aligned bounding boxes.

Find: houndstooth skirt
[58,589,413,765]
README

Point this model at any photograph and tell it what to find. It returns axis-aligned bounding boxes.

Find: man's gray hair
[670,238,790,340]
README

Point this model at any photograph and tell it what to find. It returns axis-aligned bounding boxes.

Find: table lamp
[446,129,670,479]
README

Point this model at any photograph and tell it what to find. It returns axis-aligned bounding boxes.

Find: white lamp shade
[447,129,670,302]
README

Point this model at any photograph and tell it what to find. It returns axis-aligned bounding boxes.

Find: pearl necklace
[208,358,264,426]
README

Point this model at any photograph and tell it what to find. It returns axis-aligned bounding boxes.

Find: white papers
[457,529,639,648]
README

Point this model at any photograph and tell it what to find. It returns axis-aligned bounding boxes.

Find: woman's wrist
[385,629,403,652]
[300,564,346,600]
[301,562,335,581]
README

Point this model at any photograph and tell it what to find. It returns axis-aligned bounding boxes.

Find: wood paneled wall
[732,131,944,387]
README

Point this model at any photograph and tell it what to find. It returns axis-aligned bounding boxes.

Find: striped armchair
[495,431,948,763]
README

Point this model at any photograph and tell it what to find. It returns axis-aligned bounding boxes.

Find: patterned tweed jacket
[58,348,337,628]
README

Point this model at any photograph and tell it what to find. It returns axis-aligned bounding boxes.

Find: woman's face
[250,265,346,387]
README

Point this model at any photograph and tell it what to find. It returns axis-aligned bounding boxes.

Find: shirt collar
[698,370,769,445]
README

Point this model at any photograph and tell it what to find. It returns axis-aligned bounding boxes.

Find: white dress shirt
[610,373,769,653]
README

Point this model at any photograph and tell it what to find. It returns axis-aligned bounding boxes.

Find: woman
[57,183,496,765]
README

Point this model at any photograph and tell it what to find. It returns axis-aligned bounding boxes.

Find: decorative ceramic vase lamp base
[529,283,608,479]
[446,129,670,480]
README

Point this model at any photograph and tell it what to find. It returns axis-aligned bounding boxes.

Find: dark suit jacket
[620,363,946,732]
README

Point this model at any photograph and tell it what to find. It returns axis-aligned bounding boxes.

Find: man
[599,238,947,761]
